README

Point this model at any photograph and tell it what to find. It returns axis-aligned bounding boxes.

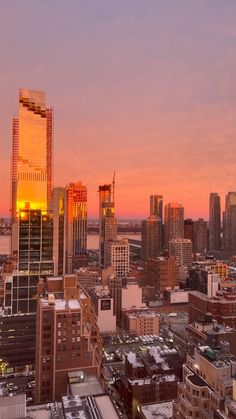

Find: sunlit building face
[12,89,53,219]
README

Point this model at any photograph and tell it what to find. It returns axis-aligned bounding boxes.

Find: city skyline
[1,1,236,218]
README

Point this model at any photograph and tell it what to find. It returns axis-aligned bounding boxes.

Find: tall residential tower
[209,193,221,251]
[12,89,53,220]
[98,184,117,267]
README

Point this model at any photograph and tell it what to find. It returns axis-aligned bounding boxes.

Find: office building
[77,267,101,289]
[52,187,65,276]
[184,218,194,244]
[5,209,54,314]
[35,274,102,403]
[164,203,184,248]
[124,310,160,335]
[88,285,116,332]
[3,89,54,376]
[11,89,52,222]
[65,181,87,273]
[0,312,36,373]
[141,215,162,260]
[194,218,208,253]
[223,192,236,256]
[209,192,221,251]
[145,256,180,292]
[150,194,163,221]
[188,267,220,298]
[104,239,129,278]
[169,238,193,268]
[98,184,117,267]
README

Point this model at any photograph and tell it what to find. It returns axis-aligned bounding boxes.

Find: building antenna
[112,171,116,205]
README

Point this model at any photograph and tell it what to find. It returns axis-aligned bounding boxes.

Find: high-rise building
[104,239,129,278]
[5,209,54,314]
[169,238,193,268]
[98,184,117,267]
[65,182,87,273]
[209,192,221,251]
[52,187,66,276]
[141,215,162,260]
[194,218,208,253]
[223,192,236,256]
[184,218,194,244]
[150,195,163,221]
[35,275,102,402]
[11,89,53,221]
[164,203,184,248]
[145,256,180,292]
[2,89,54,375]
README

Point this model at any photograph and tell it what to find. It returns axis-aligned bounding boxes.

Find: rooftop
[42,298,81,310]
[69,373,104,398]
[140,401,173,419]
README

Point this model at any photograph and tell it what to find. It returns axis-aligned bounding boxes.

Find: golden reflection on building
[12,89,53,219]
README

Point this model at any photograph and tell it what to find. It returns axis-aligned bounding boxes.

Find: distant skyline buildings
[150,195,163,222]
[65,181,87,274]
[164,203,184,248]
[209,192,221,251]
[98,183,117,267]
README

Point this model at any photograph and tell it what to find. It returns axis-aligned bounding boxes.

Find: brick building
[35,274,102,402]
[189,290,236,328]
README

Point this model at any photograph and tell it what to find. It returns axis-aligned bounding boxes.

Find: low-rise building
[173,345,236,418]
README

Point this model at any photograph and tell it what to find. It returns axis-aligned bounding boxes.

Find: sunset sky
[1,1,236,219]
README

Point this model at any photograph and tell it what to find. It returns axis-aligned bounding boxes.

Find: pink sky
[1,1,236,219]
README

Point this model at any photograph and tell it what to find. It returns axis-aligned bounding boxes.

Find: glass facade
[12,89,53,219]
[11,209,54,314]
[98,184,117,267]
[65,182,87,273]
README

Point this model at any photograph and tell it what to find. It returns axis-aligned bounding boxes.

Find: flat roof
[94,394,119,419]
[70,374,104,397]
[140,401,173,419]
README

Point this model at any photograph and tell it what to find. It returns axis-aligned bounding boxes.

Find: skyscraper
[141,215,162,260]
[12,89,53,220]
[194,218,208,254]
[223,192,236,256]
[184,218,194,244]
[150,195,163,221]
[164,203,184,248]
[65,182,87,274]
[169,238,193,268]
[8,89,54,315]
[104,239,129,278]
[1,89,54,376]
[5,208,54,314]
[52,187,66,276]
[98,184,117,267]
[209,193,221,251]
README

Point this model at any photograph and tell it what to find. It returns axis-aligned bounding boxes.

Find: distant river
[0,234,141,255]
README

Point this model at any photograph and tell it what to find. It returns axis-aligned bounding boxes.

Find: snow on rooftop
[127,351,144,367]
[141,401,173,419]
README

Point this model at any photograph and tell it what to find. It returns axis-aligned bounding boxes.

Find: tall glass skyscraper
[12,89,53,220]
[209,193,221,252]
[98,184,117,267]
[65,182,87,273]
[8,89,54,313]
